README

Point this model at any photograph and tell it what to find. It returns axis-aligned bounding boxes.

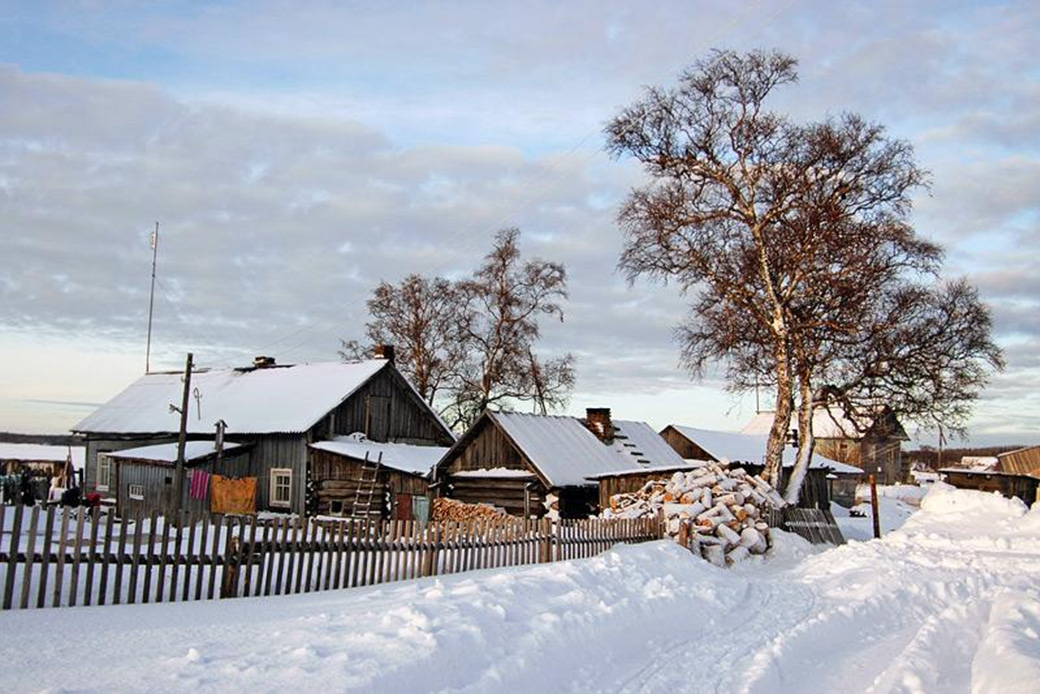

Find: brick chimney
[585,407,614,443]
[373,344,395,364]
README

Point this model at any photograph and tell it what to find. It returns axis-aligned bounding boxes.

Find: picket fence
[0,504,663,611]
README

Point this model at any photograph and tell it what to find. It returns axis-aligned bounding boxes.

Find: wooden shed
[74,351,454,517]
[996,445,1040,476]
[659,424,864,509]
[434,408,692,519]
[308,435,447,519]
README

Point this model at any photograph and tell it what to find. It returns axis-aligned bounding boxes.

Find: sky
[1,0,1038,446]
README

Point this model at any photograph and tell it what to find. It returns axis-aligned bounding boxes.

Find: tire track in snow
[612,576,818,694]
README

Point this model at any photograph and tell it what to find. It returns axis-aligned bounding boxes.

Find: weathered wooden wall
[659,427,708,460]
[997,446,1040,476]
[444,418,526,473]
[115,449,256,518]
[446,475,546,518]
[241,435,308,514]
[315,368,454,446]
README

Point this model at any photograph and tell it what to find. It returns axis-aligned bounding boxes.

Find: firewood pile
[431,497,507,522]
[603,462,787,567]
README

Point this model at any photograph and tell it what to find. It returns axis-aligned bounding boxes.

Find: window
[128,484,145,500]
[97,454,113,492]
[270,468,292,509]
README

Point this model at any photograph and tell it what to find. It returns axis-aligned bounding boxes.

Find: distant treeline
[0,432,84,446]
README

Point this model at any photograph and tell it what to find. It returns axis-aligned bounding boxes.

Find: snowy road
[1,484,1038,693]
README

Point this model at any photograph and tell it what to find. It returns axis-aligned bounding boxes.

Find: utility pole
[146,222,160,374]
[172,352,193,517]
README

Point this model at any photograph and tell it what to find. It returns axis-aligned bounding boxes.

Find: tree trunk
[784,374,815,505]
[763,337,793,486]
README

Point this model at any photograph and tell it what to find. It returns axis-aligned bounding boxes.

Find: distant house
[433,408,692,518]
[742,405,909,484]
[659,424,863,508]
[73,351,455,516]
[941,445,1040,505]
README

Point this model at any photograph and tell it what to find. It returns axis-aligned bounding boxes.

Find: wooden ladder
[352,451,383,519]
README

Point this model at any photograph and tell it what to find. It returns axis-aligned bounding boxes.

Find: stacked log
[431,497,507,522]
[603,461,786,566]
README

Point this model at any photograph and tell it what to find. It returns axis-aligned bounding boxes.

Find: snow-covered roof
[309,434,449,477]
[957,456,1000,472]
[452,468,539,479]
[667,425,864,475]
[106,441,243,464]
[489,412,691,488]
[0,443,85,470]
[73,360,390,436]
[742,406,902,440]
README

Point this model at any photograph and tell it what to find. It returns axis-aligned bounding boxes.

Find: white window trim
[128,483,145,500]
[270,467,292,509]
[97,454,113,492]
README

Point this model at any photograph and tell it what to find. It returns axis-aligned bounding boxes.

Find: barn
[659,424,864,508]
[433,408,692,518]
[73,350,454,517]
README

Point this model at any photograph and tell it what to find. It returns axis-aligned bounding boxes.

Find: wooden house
[72,351,455,516]
[308,434,449,519]
[659,425,864,509]
[433,408,692,518]
[742,405,908,484]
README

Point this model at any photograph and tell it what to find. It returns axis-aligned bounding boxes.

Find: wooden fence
[0,504,663,611]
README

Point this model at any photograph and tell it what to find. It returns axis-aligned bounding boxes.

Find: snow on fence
[0,504,663,611]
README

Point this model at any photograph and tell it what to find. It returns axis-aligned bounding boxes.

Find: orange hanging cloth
[210,474,257,515]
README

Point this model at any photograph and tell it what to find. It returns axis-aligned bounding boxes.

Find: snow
[667,424,863,474]
[106,440,242,463]
[491,412,690,487]
[309,434,449,476]
[452,468,538,478]
[72,360,390,435]
[2,484,1039,693]
[0,442,84,470]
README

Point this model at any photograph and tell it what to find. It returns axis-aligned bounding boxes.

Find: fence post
[221,536,240,599]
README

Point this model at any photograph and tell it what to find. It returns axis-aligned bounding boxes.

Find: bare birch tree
[606,49,1000,492]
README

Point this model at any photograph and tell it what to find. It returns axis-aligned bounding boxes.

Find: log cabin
[742,405,908,484]
[659,424,864,509]
[433,408,692,518]
[73,348,455,517]
[308,434,449,519]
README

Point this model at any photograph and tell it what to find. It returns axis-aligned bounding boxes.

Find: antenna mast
[146,221,159,374]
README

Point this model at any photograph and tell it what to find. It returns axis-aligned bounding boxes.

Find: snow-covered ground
[1,483,1038,693]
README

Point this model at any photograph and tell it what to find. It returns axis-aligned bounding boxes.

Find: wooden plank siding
[444,417,527,473]
[316,367,455,446]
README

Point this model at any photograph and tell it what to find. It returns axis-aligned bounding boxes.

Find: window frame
[97,453,113,493]
[128,483,145,500]
[269,467,292,509]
